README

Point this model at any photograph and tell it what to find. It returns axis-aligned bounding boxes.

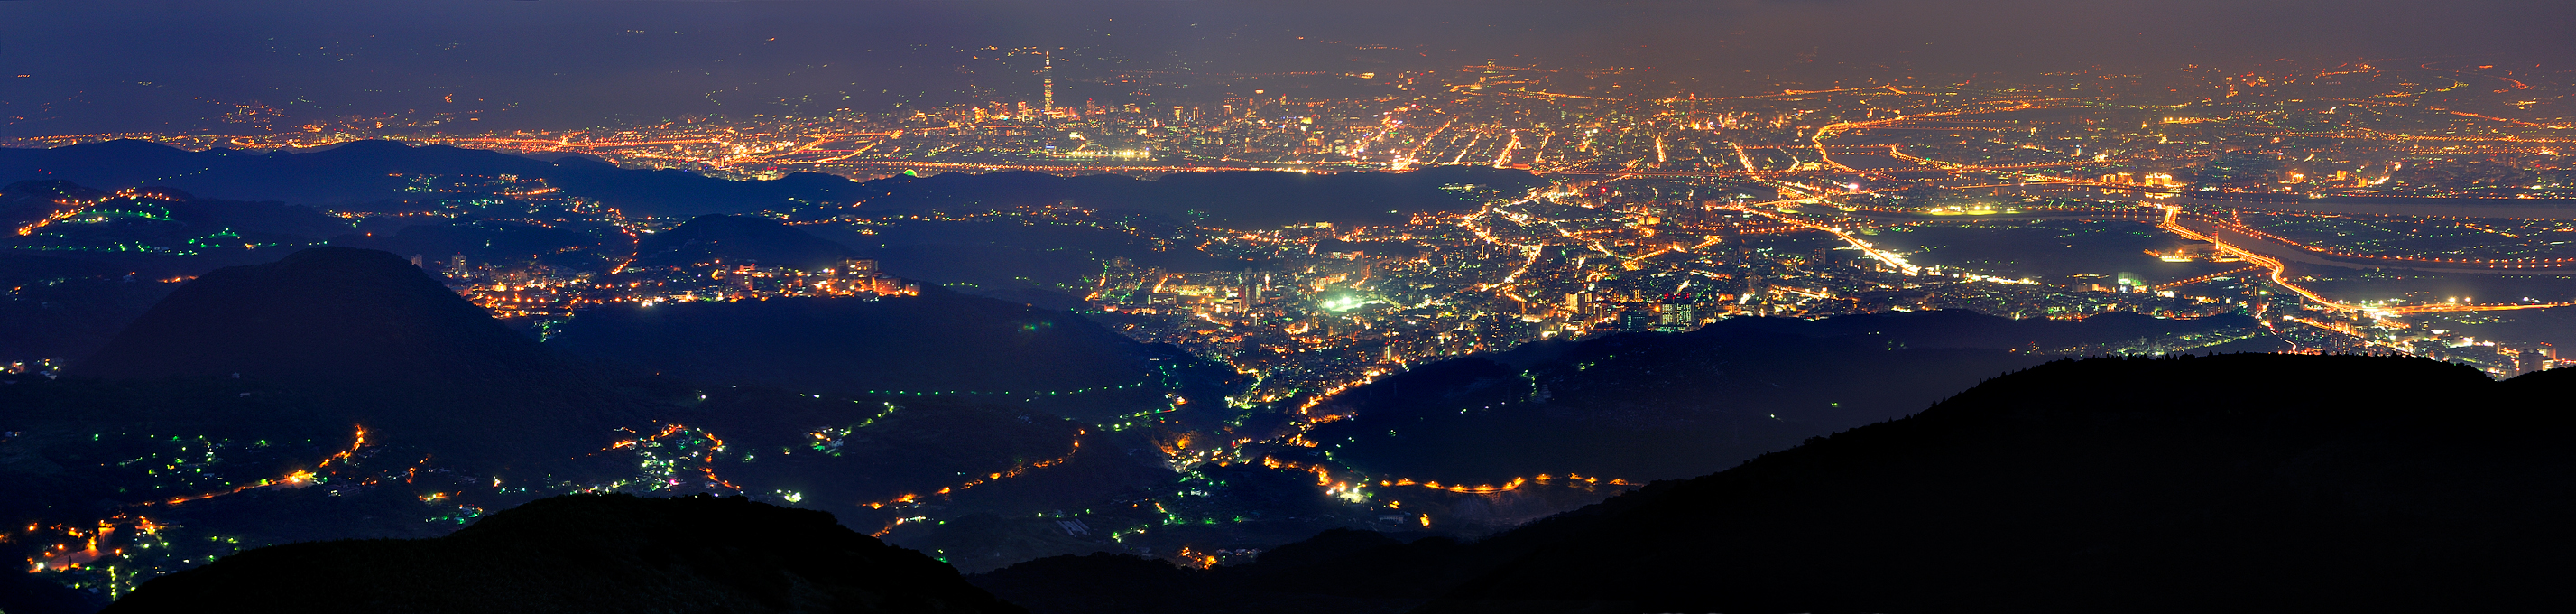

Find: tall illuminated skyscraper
[1042,51,1055,121]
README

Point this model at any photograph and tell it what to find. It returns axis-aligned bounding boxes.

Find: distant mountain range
[1,140,820,216]
[1,140,1539,226]
[974,353,2576,614]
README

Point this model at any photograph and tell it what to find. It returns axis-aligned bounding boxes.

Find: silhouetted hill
[970,554,1196,614]
[102,494,1026,614]
[1418,354,2574,613]
[629,214,858,271]
[0,178,378,356]
[77,247,539,379]
[2,180,351,250]
[975,354,2576,613]
[546,288,1239,423]
[1297,310,2265,483]
[970,534,1437,614]
[72,247,640,466]
[2502,360,2576,392]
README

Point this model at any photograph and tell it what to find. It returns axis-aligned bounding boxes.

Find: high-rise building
[1657,293,1695,331]
[2503,342,2558,376]
[1619,308,1657,331]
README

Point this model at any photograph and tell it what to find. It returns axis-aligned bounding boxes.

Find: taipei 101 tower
[1042,51,1055,122]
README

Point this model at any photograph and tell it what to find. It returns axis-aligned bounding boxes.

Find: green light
[1319,294,1378,312]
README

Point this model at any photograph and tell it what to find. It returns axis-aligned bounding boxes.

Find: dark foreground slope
[103,494,1025,614]
[974,354,2576,614]
[72,247,638,465]
[1421,354,2575,613]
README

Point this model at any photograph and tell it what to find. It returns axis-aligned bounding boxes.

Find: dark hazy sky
[5,0,2572,135]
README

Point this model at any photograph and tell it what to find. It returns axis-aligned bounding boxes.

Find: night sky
[5,0,2574,135]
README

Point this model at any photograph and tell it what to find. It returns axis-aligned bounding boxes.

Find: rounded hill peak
[71,247,636,464]
[77,247,531,382]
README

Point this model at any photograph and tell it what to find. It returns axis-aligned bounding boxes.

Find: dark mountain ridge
[101,494,1027,614]
[975,354,2576,614]
[1295,309,2265,483]
[628,214,858,272]
[0,180,352,266]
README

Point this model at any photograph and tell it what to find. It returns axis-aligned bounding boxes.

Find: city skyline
[8,0,2576,135]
